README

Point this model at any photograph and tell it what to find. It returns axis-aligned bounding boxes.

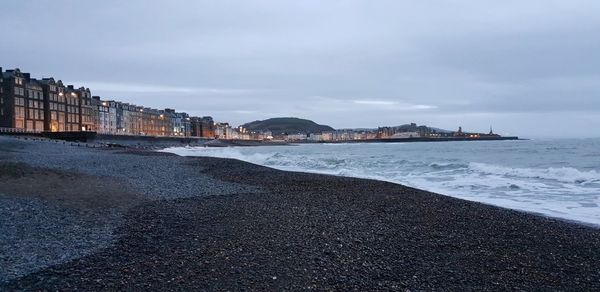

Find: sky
[1,0,600,138]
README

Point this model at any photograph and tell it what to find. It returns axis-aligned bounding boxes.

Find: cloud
[353,100,437,110]
[353,100,396,106]
[1,0,599,137]
[71,81,259,95]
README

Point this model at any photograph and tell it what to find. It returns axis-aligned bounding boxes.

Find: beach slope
[1,136,599,290]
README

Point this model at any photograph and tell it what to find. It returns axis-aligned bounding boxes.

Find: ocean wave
[428,162,469,170]
[469,162,600,184]
[167,146,274,165]
[166,146,600,185]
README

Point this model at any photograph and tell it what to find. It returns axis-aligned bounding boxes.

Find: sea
[163,138,600,226]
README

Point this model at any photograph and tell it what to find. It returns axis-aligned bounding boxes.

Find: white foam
[469,162,600,184]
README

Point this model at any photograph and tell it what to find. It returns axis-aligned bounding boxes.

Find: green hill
[241,117,335,134]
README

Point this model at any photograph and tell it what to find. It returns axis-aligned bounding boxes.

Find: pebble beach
[1,136,599,290]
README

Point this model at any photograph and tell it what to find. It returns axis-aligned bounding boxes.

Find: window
[15,107,25,118]
[15,87,25,96]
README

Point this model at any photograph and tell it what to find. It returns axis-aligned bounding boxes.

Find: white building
[390,132,420,139]
[309,133,322,141]
[287,133,307,141]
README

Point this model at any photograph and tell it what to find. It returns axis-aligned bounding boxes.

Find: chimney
[23,73,31,80]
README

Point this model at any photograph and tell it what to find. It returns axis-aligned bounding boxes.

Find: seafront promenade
[1,136,599,290]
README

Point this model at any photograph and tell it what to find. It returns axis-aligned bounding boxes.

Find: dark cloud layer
[2,0,599,137]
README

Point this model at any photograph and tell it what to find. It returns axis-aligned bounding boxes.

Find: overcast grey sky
[2,0,599,137]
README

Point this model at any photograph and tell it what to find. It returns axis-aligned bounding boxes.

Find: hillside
[390,123,453,134]
[241,117,335,134]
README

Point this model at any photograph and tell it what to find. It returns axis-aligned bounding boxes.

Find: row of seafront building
[0,67,502,141]
[0,67,216,137]
[213,123,446,141]
[283,124,499,142]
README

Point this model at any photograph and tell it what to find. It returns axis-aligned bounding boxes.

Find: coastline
[1,136,599,290]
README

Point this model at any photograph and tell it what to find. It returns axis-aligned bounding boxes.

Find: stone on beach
[0,136,599,290]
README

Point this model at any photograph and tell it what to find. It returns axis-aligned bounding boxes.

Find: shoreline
[187,154,600,230]
[1,136,599,290]
[163,145,600,229]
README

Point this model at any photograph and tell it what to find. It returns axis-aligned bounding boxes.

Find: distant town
[0,67,516,142]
